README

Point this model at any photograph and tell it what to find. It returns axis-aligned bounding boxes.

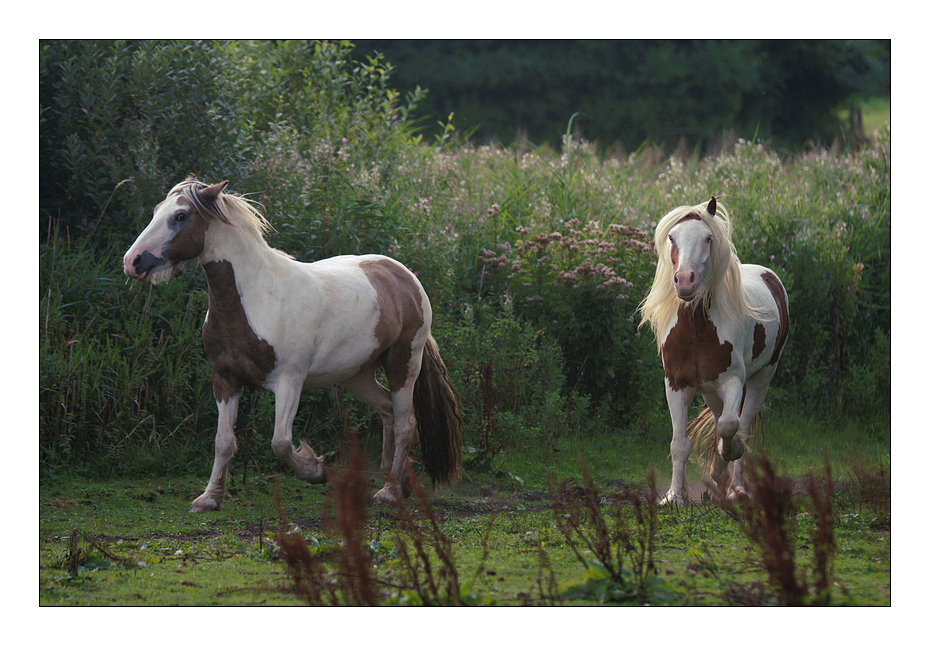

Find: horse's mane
[638,198,764,350]
[169,176,294,259]
[170,176,274,241]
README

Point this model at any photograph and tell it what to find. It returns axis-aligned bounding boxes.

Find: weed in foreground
[731,452,836,606]
[549,462,675,604]
[274,432,495,606]
[274,432,375,605]
[388,471,495,606]
[843,455,890,529]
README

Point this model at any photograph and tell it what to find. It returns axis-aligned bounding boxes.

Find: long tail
[413,334,463,486]
[688,405,764,493]
[688,407,719,479]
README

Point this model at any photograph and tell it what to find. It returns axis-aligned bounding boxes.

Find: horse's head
[663,197,731,304]
[123,175,229,282]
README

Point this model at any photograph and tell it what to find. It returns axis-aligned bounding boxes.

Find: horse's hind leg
[191,395,240,512]
[372,384,417,505]
[727,367,776,500]
[342,369,395,472]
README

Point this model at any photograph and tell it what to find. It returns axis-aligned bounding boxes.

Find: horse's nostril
[132,254,142,268]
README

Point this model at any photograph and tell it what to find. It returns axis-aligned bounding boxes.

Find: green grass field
[38,48,891,610]
[39,410,889,608]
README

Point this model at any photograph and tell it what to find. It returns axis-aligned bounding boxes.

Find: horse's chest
[661,306,733,392]
[202,261,277,401]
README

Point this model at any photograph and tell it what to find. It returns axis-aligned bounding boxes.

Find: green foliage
[40,228,214,475]
[39,39,425,252]
[40,40,245,242]
[39,40,891,478]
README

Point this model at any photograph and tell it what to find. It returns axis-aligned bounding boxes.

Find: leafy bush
[39,40,891,477]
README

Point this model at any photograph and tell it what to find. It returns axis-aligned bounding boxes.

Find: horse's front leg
[662,385,694,505]
[271,380,326,483]
[191,395,240,512]
[716,376,747,462]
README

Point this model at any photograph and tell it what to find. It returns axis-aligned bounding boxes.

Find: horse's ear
[200,180,229,203]
[186,173,197,181]
[707,196,717,217]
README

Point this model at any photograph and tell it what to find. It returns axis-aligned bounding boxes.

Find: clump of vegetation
[733,453,837,606]
[40,40,889,504]
[479,212,657,414]
[841,455,890,530]
[274,433,493,606]
[549,463,674,604]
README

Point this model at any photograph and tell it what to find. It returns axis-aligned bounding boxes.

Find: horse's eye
[176,212,188,222]
[668,234,674,243]
[705,235,712,243]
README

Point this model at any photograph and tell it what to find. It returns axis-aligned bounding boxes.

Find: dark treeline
[351,39,890,149]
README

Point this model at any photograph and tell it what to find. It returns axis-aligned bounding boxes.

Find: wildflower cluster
[477,214,658,416]
[481,218,653,304]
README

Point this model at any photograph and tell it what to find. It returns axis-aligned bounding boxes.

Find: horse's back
[293,254,431,386]
[741,264,788,314]
[740,263,789,372]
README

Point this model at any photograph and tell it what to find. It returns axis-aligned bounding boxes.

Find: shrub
[38,40,891,476]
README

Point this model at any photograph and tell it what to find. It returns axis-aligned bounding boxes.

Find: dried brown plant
[736,452,837,606]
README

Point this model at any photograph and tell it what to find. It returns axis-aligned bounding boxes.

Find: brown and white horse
[639,197,789,504]
[123,176,463,510]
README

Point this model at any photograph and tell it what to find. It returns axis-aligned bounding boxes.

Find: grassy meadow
[39,125,892,606]
[39,41,891,609]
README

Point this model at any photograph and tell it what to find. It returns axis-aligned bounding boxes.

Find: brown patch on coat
[760,271,790,366]
[677,211,703,225]
[752,322,766,361]
[361,259,426,392]
[202,260,278,402]
[162,197,209,263]
[662,303,734,392]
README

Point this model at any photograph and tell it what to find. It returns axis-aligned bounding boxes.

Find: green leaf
[396,590,423,606]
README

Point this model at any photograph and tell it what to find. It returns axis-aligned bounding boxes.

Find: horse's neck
[201,228,289,306]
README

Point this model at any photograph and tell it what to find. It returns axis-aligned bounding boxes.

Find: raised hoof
[726,485,750,502]
[291,441,327,483]
[717,437,746,462]
[372,485,402,506]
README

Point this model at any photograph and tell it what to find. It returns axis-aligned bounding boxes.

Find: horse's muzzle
[128,250,162,280]
[674,269,698,300]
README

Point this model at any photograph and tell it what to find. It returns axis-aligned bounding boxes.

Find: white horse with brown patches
[639,197,789,504]
[123,176,463,510]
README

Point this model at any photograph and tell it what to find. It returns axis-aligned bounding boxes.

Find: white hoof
[190,494,221,512]
[372,484,401,506]
[726,484,749,502]
[291,441,327,483]
[717,436,745,462]
[660,489,688,505]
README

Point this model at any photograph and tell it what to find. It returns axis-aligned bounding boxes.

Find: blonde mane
[169,176,293,259]
[638,198,765,351]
